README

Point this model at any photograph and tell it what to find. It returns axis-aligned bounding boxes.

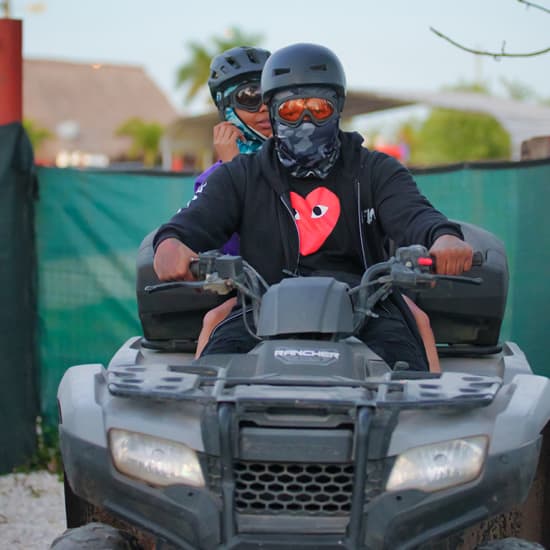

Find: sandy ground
[0,471,66,550]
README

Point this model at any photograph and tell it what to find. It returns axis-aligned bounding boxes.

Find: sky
[11,0,550,116]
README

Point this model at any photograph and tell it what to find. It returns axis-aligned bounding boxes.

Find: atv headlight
[386,435,488,493]
[109,429,205,488]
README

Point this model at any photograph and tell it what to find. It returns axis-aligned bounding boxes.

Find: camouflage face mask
[271,87,341,179]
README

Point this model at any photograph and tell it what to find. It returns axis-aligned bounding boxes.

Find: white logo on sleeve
[180,180,209,210]
[364,208,376,225]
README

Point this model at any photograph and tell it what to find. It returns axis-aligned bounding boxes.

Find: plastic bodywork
[58,227,549,548]
[58,335,550,549]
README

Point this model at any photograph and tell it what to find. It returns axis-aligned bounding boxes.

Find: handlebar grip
[428,250,483,273]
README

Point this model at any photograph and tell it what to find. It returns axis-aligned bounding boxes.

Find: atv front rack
[107,364,501,411]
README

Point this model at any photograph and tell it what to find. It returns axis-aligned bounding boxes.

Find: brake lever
[144,274,235,295]
[433,274,483,285]
[389,266,483,290]
[145,281,204,293]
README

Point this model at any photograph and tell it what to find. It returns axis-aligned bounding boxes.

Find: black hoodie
[153,131,462,285]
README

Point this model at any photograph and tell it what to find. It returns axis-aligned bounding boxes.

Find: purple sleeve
[193,161,240,256]
[194,161,223,192]
[222,233,240,255]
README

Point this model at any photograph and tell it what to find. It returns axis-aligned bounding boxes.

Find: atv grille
[206,455,222,495]
[234,461,354,515]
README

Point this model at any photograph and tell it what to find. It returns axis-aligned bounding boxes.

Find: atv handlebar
[347,245,482,322]
[146,246,482,316]
[144,246,483,338]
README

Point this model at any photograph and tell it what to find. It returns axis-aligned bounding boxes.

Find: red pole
[0,18,23,125]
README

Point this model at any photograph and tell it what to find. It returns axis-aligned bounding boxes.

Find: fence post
[0,18,23,124]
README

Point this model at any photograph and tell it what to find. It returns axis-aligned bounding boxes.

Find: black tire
[50,522,141,549]
[63,473,94,528]
[475,537,545,550]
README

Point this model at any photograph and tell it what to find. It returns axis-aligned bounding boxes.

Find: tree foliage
[406,110,511,166]
[396,81,512,166]
[175,26,264,104]
[115,118,164,167]
[23,118,52,152]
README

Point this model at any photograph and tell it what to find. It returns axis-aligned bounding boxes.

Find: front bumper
[60,422,541,550]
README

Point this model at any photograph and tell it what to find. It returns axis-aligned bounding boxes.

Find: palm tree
[175,26,264,105]
[116,118,164,167]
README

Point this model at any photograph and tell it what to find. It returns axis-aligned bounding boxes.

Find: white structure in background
[54,120,109,167]
[55,150,109,168]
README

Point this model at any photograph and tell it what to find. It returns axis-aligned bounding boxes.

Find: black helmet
[208,46,271,104]
[261,43,346,108]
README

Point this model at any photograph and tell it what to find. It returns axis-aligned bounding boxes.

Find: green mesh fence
[414,160,550,377]
[36,168,196,424]
[35,160,550,426]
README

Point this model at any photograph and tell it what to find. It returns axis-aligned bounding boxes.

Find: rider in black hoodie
[153,43,473,370]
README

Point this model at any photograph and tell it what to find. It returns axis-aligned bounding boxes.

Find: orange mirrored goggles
[277,97,336,125]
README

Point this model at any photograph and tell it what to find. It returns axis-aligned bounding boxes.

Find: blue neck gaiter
[220,83,267,155]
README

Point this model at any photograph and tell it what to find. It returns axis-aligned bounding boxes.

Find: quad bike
[51,223,550,550]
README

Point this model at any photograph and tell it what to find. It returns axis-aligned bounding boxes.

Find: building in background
[23,59,179,167]
[23,59,550,170]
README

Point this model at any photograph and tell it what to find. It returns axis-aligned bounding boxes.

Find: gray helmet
[261,43,346,109]
[208,46,271,105]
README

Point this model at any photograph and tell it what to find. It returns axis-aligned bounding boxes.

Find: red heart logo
[290,187,341,255]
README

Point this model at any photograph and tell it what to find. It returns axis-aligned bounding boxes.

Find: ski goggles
[275,97,336,126]
[226,82,263,112]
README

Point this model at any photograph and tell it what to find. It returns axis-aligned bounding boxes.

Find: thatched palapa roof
[23,58,180,164]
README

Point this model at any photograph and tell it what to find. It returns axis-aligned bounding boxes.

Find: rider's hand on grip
[153,238,198,281]
[429,235,474,275]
